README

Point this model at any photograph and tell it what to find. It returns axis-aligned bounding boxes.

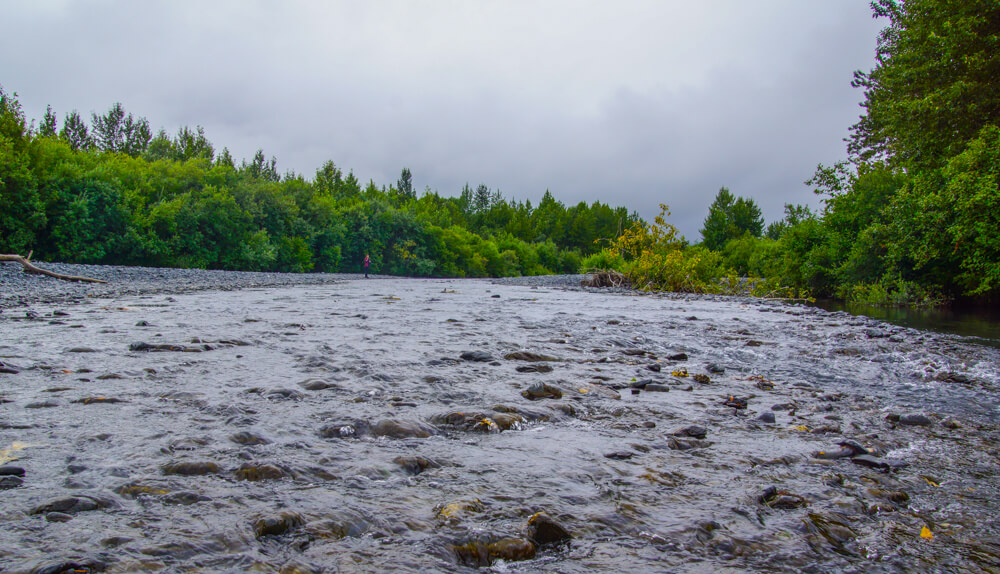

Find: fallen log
[0,254,107,284]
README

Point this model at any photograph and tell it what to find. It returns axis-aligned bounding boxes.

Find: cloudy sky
[2,1,884,240]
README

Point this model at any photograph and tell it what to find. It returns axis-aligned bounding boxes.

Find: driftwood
[581,270,628,288]
[0,254,107,284]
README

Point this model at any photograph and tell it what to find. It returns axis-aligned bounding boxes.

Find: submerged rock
[393,456,441,475]
[505,351,559,362]
[526,512,572,546]
[760,486,808,509]
[161,461,222,476]
[460,351,494,362]
[31,495,109,515]
[371,419,437,438]
[253,511,304,538]
[522,382,563,400]
[233,463,287,481]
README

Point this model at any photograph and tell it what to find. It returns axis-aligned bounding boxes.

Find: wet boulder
[851,455,909,472]
[393,456,441,475]
[452,537,536,567]
[460,351,494,362]
[371,419,438,439]
[229,431,271,445]
[760,486,808,510]
[672,425,708,439]
[526,512,572,546]
[898,412,934,426]
[504,351,559,362]
[233,463,288,481]
[253,511,305,538]
[161,461,222,476]
[306,510,374,539]
[522,382,563,400]
[31,495,110,515]
[667,437,713,451]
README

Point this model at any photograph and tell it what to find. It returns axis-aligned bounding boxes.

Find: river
[1,277,999,573]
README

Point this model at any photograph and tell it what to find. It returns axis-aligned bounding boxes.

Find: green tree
[396,167,414,199]
[60,110,92,151]
[699,187,764,251]
[849,0,1000,168]
[39,105,58,137]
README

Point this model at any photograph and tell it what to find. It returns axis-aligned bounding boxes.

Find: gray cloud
[1,1,883,239]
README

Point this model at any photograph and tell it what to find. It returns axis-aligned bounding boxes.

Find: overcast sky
[2,1,884,240]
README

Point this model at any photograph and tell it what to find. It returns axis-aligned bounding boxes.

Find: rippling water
[2,278,999,573]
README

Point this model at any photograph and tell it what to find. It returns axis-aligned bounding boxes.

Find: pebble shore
[0,260,586,308]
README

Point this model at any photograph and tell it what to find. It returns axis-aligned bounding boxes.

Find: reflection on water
[811,299,1000,347]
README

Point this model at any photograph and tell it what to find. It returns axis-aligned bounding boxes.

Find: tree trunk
[0,254,108,284]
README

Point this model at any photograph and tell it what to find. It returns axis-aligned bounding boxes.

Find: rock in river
[522,382,563,400]
[162,461,222,476]
[371,419,438,438]
[527,512,572,546]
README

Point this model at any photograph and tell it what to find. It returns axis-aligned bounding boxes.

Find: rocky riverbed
[1,263,1000,573]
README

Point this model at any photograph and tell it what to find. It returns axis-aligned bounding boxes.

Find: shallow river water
[2,277,1000,573]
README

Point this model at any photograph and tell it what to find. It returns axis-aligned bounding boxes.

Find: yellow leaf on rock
[792,425,810,432]
[920,526,934,539]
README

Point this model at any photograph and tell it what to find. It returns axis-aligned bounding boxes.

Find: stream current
[2,277,1000,573]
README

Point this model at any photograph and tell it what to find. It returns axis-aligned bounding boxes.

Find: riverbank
[2,268,999,572]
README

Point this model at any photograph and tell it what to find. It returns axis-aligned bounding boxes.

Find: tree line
[588,0,999,306]
[0,91,638,278]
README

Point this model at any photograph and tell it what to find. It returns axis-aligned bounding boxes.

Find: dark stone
[0,464,25,476]
[756,412,776,424]
[229,431,271,445]
[522,382,563,400]
[692,374,710,384]
[31,495,105,515]
[705,363,725,374]
[724,396,748,409]
[253,511,304,538]
[135,320,150,326]
[370,419,437,438]
[643,383,670,392]
[67,347,98,353]
[233,463,287,481]
[26,400,60,409]
[899,413,933,426]
[461,351,495,362]
[161,461,222,476]
[516,364,553,373]
[673,425,707,439]
[264,388,304,400]
[527,512,572,546]
[161,491,211,505]
[667,353,688,361]
[604,451,633,460]
[393,456,441,475]
[851,455,909,472]
[760,486,807,509]
[72,397,125,404]
[0,475,24,489]
[46,512,74,523]
[837,439,870,455]
[504,351,559,362]
[667,437,712,450]
[630,379,652,389]
[647,363,661,372]
[771,403,795,411]
[299,379,337,391]
[129,341,203,353]
[31,559,107,574]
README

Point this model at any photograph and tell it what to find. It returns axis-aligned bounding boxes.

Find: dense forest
[591,0,999,306]
[0,92,637,278]
[1,0,997,306]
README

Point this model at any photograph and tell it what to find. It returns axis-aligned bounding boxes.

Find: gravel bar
[0,260,589,308]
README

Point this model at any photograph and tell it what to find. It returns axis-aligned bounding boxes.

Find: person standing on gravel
[363,254,370,278]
